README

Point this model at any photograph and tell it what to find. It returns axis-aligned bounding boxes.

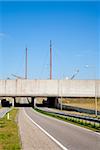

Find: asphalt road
[18,108,61,150]
[25,107,100,150]
[0,108,11,118]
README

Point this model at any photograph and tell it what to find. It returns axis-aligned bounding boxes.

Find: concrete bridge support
[13,97,17,107]
[13,97,20,107]
[12,98,14,107]
[47,97,58,108]
[31,97,36,108]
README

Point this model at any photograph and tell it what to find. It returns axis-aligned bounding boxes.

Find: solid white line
[23,108,68,150]
[34,108,100,137]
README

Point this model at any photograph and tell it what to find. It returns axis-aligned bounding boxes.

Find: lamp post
[85,65,97,117]
[60,80,63,111]
[95,80,98,117]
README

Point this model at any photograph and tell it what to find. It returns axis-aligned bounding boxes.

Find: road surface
[24,107,100,150]
[18,108,61,150]
[0,108,11,118]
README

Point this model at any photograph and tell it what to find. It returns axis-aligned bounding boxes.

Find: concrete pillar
[13,97,16,107]
[12,97,14,107]
[55,97,59,108]
[34,98,36,108]
[31,97,35,107]
[47,97,58,108]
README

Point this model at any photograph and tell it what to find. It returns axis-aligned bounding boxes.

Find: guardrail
[36,107,100,127]
[56,104,100,115]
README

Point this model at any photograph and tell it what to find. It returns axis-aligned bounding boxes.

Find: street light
[85,65,98,117]
[64,69,79,80]
[60,80,63,111]
[61,68,79,110]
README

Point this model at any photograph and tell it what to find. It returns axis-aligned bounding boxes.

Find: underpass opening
[0,97,34,107]
[47,97,59,108]
[13,97,33,107]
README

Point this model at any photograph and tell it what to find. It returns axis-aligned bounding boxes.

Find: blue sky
[0,1,100,79]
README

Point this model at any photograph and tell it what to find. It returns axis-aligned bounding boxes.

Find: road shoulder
[18,108,61,150]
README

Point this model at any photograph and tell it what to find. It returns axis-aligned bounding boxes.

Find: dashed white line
[23,108,68,150]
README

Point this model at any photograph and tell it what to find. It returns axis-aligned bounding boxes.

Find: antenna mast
[50,40,52,79]
[25,47,28,79]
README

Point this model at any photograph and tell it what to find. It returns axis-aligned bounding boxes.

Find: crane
[70,69,79,80]
[11,74,25,79]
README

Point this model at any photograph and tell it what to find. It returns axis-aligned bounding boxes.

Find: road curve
[24,107,100,150]
[18,108,61,150]
[0,108,11,118]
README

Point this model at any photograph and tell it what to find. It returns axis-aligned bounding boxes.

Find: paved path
[0,108,11,118]
[24,108,100,150]
[18,108,61,150]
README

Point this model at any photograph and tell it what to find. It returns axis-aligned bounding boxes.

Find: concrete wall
[0,79,100,97]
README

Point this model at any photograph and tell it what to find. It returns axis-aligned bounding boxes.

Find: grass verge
[34,108,100,133]
[0,108,21,150]
[62,98,100,111]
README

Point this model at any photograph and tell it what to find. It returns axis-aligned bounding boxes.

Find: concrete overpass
[0,79,100,97]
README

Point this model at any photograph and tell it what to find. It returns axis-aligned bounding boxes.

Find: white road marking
[34,108,100,137]
[23,108,68,150]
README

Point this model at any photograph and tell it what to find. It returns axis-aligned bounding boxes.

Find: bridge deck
[0,80,100,97]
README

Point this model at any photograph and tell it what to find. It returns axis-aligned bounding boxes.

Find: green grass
[35,108,100,132]
[0,109,21,150]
